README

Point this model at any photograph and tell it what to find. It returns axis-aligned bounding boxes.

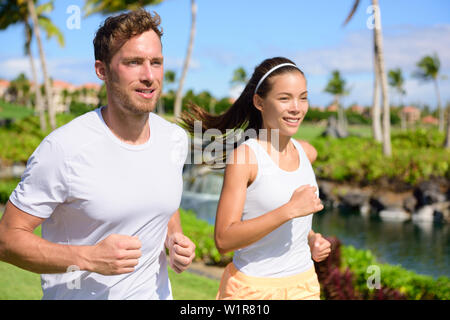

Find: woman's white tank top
[232,138,319,278]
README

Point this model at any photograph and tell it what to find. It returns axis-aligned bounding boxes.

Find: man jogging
[0,9,195,300]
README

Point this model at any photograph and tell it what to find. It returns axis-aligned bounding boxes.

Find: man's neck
[101,105,150,145]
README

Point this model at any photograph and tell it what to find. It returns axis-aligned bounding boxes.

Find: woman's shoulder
[225,141,258,185]
[294,139,317,163]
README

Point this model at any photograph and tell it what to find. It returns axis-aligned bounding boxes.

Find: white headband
[254,63,298,95]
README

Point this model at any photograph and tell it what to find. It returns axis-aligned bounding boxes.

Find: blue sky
[1,0,449,108]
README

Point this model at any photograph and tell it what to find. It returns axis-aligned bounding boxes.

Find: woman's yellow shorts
[216,262,321,300]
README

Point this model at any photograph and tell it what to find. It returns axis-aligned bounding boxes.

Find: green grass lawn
[294,123,373,141]
[0,100,35,120]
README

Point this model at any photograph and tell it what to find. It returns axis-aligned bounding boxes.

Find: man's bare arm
[0,201,141,275]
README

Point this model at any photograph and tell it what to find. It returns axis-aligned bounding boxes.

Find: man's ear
[95,60,107,81]
[253,94,264,112]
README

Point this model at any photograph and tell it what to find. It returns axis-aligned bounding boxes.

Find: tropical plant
[324,70,349,134]
[157,70,176,115]
[173,0,197,120]
[230,67,247,86]
[388,68,406,106]
[84,0,164,14]
[343,0,392,156]
[25,0,57,130]
[414,53,447,146]
[388,68,407,130]
[7,73,30,106]
[0,0,64,131]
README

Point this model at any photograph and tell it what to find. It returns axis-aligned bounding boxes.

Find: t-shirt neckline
[96,106,154,151]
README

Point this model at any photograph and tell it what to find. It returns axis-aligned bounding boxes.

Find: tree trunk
[27,0,56,130]
[336,96,345,132]
[445,105,450,149]
[373,0,391,156]
[434,79,444,132]
[25,21,46,132]
[372,53,383,142]
[174,0,197,120]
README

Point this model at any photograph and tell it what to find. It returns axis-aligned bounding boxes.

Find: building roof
[53,80,76,90]
[402,105,420,114]
[78,82,102,90]
[0,79,10,88]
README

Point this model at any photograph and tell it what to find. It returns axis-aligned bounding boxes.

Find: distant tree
[388,68,406,106]
[230,67,247,86]
[324,70,349,134]
[414,53,444,132]
[344,0,391,156]
[388,68,407,130]
[157,70,176,115]
[25,0,59,130]
[174,0,197,120]
[8,73,30,106]
[0,0,64,131]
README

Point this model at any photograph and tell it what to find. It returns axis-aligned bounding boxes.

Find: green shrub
[179,209,232,265]
[341,245,450,300]
[0,114,76,165]
[69,101,95,116]
[312,129,450,186]
[0,179,19,204]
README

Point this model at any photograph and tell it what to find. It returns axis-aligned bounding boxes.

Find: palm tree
[8,73,30,105]
[371,52,382,142]
[414,53,444,132]
[84,0,164,15]
[344,0,392,156]
[445,104,450,149]
[324,70,349,134]
[0,0,63,131]
[388,68,406,106]
[26,0,58,130]
[173,0,197,120]
[388,68,407,130]
[230,67,248,86]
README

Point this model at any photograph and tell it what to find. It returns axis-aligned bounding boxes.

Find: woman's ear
[253,94,263,112]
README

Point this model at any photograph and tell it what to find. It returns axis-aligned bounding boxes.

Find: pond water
[180,175,449,279]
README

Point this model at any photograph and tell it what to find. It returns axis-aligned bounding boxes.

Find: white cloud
[0,56,98,85]
[294,24,450,77]
[293,24,450,108]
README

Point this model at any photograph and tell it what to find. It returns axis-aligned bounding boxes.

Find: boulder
[412,205,435,223]
[413,180,446,207]
[379,208,410,222]
[403,195,417,213]
[338,192,368,211]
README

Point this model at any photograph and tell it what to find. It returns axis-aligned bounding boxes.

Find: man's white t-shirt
[9,107,188,300]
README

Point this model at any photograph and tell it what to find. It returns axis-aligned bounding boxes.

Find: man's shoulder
[44,109,104,154]
[150,113,187,137]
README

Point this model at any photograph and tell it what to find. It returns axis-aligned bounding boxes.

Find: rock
[318,180,338,204]
[369,197,387,215]
[412,205,435,223]
[403,195,417,213]
[413,180,446,207]
[379,208,410,222]
[339,192,368,211]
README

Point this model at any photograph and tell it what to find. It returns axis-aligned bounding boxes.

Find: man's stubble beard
[106,70,161,115]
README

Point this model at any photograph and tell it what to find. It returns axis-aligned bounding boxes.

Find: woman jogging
[180,57,331,300]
